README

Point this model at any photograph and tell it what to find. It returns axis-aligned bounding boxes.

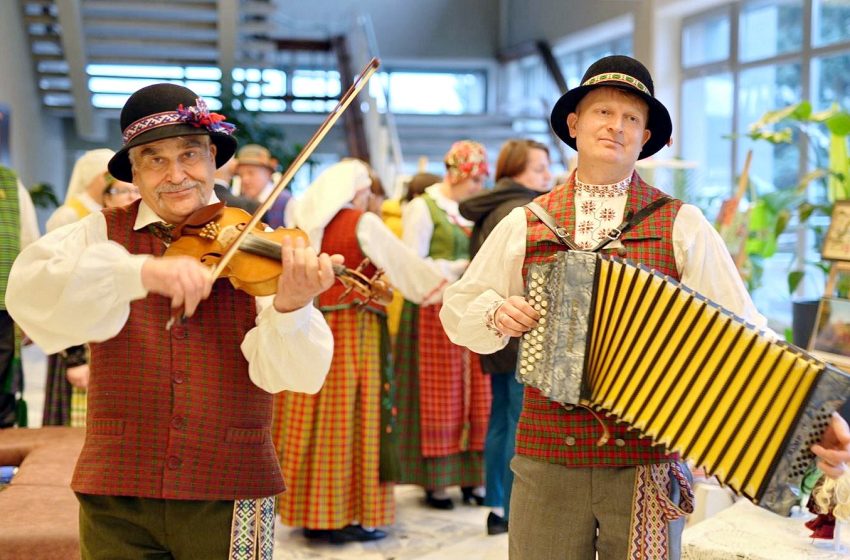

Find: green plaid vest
[0,166,21,309]
[517,171,683,467]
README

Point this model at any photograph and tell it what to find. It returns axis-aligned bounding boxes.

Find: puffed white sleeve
[5,213,149,353]
[440,207,528,354]
[240,298,333,394]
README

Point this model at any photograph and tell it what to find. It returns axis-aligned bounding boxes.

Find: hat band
[121,97,236,144]
[582,72,650,95]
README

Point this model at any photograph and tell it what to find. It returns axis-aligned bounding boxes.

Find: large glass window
[739,0,803,62]
[682,10,731,68]
[87,64,222,109]
[813,0,850,47]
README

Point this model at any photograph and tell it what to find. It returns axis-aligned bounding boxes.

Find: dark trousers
[0,310,16,428]
[77,493,235,560]
[483,372,524,518]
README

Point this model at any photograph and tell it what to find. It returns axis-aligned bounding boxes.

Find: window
[87,64,222,110]
[681,1,850,325]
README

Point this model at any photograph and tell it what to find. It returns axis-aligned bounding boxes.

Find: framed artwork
[822,201,850,262]
[809,297,850,370]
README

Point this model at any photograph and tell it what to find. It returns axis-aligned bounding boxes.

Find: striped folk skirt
[273,308,394,529]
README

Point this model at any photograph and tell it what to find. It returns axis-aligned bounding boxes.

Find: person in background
[102,173,141,208]
[236,143,288,228]
[458,138,552,535]
[0,165,39,428]
[42,149,114,427]
[396,140,491,510]
[46,149,114,232]
[381,171,442,341]
[440,55,766,559]
[5,83,338,558]
[275,158,449,543]
[214,154,259,214]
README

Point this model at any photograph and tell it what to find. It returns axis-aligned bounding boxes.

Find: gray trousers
[509,455,687,560]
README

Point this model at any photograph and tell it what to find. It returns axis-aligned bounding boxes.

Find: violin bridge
[200,221,221,240]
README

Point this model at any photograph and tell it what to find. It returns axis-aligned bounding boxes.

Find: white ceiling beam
[217,0,237,101]
[55,0,106,140]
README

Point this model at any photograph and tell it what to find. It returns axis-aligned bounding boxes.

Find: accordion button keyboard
[565,436,576,446]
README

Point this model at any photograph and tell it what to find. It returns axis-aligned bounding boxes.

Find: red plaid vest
[73,200,285,500]
[516,171,683,467]
[317,208,384,312]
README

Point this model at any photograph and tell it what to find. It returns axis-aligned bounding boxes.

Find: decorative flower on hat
[444,140,489,183]
[176,98,236,136]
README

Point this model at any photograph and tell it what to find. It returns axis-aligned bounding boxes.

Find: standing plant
[744,101,850,295]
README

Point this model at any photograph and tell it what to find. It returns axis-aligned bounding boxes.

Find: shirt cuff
[260,301,313,335]
[115,253,151,301]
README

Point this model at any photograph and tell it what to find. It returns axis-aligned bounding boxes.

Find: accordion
[517,251,850,515]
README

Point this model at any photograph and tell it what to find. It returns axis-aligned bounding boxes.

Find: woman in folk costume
[42,148,114,427]
[396,140,492,509]
[274,159,449,543]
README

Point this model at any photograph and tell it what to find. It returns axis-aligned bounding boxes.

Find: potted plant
[742,101,850,344]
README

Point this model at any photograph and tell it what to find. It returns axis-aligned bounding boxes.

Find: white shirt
[355,211,447,305]
[440,196,769,355]
[46,191,102,232]
[4,196,333,395]
[401,184,471,282]
[17,181,39,248]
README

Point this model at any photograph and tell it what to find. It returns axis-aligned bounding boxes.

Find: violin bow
[210,57,380,281]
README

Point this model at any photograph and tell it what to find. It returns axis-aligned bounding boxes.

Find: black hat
[108,83,237,182]
[550,55,671,160]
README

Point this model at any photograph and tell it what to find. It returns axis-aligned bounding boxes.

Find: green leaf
[788,270,805,294]
[825,113,850,136]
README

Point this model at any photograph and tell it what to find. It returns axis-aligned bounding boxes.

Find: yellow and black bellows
[518,251,850,516]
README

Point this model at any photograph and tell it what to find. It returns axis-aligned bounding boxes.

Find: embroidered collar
[574,173,632,197]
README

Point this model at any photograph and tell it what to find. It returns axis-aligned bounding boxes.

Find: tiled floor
[21,344,509,560]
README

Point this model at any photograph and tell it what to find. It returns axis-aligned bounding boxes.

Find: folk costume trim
[627,462,694,560]
[574,172,632,250]
[228,497,275,560]
[582,72,650,95]
[122,97,235,144]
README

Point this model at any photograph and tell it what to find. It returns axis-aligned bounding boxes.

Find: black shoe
[425,490,455,510]
[329,524,387,544]
[486,512,509,535]
[461,486,485,506]
[303,528,332,540]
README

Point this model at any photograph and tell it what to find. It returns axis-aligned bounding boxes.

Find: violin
[164,201,393,305]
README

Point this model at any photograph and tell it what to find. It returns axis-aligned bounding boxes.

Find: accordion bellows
[518,251,850,515]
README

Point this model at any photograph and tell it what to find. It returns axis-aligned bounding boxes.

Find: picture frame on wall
[809,296,850,371]
[821,201,850,262]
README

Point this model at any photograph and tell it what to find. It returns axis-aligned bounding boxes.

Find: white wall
[0,2,66,222]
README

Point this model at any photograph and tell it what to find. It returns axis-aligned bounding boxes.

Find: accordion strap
[526,197,673,252]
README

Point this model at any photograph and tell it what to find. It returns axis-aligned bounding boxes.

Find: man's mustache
[156,181,202,195]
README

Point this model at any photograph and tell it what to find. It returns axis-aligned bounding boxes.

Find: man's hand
[494,295,540,337]
[141,256,214,318]
[273,236,343,313]
[66,364,90,389]
[812,412,850,479]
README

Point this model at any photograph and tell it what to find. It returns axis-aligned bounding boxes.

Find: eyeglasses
[107,187,140,196]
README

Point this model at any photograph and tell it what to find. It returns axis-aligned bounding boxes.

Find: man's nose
[165,159,188,183]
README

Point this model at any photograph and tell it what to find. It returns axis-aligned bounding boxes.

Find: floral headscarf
[444,140,489,183]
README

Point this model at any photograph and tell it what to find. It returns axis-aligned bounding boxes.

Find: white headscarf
[64,149,115,203]
[290,159,372,251]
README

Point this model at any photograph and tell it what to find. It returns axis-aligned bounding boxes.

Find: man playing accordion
[441,54,850,560]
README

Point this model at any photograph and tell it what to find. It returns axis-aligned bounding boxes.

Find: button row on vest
[171,326,188,339]
[170,416,186,430]
[564,437,626,447]
[167,455,182,470]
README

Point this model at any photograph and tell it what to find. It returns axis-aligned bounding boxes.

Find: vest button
[172,372,185,384]
[170,416,186,430]
[167,455,182,469]
[565,436,576,446]
[614,438,626,447]
[171,326,188,340]
[617,247,627,257]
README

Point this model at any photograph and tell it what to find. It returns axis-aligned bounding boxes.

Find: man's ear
[642,128,651,147]
[209,142,218,160]
[566,113,578,138]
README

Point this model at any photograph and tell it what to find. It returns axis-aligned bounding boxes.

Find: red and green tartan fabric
[76,200,284,500]
[516,171,683,467]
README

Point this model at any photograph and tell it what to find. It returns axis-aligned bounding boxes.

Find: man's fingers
[833,412,850,444]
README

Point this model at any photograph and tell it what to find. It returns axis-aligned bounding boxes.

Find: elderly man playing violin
[5,83,338,559]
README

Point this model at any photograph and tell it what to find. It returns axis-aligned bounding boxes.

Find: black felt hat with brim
[108,83,237,182]
[550,55,672,160]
